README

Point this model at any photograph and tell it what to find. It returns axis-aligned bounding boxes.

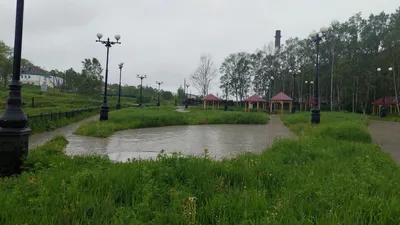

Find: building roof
[202,94,221,101]
[244,94,266,102]
[372,96,399,105]
[271,92,293,101]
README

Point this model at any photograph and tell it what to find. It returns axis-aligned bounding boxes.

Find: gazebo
[372,96,399,115]
[244,94,267,112]
[270,92,293,114]
[202,94,221,110]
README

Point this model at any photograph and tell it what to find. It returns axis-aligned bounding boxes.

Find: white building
[19,73,64,88]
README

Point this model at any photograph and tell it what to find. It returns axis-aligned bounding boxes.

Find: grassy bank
[1,111,400,223]
[75,107,270,138]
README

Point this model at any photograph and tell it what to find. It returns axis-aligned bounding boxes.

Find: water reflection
[65,124,272,162]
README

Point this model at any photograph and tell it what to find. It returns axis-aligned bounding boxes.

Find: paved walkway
[29,115,99,149]
[368,120,400,162]
[266,116,296,145]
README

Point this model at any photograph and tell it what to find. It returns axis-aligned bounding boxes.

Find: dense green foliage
[219,8,400,115]
[75,107,270,137]
[0,112,399,224]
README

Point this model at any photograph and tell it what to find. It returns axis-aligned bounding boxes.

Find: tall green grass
[1,125,400,224]
[75,107,270,137]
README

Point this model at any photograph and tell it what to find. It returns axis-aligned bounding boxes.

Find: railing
[26,105,134,123]
[27,107,98,123]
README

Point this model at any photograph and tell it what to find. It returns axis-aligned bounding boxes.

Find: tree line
[216,7,400,114]
[0,41,174,103]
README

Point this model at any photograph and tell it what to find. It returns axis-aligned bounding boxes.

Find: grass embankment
[75,107,270,138]
[1,112,400,224]
[0,84,135,115]
[0,84,136,134]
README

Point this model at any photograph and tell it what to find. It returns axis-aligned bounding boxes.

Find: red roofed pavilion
[270,92,293,114]
[244,94,266,112]
[371,96,399,115]
[202,94,221,110]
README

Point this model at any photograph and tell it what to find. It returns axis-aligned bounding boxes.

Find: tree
[177,86,185,101]
[0,41,12,88]
[190,54,218,96]
[79,58,103,96]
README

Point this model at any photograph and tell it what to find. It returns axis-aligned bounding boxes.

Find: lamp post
[309,27,328,124]
[185,84,189,109]
[116,63,124,110]
[305,80,313,111]
[0,0,31,176]
[289,69,301,113]
[137,74,147,106]
[156,81,163,106]
[96,33,121,120]
[377,67,393,118]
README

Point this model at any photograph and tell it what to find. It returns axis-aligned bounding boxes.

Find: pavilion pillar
[379,105,382,115]
[244,102,246,112]
[269,101,272,114]
[372,105,375,115]
[204,100,206,110]
[280,101,283,114]
[257,102,259,112]
[212,101,215,110]
[218,101,219,108]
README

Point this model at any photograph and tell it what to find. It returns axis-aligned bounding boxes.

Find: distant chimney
[274,30,281,50]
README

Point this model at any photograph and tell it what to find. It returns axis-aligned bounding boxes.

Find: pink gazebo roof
[244,94,266,103]
[372,96,399,105]
[270,92,293,101]
[202,94,221,101]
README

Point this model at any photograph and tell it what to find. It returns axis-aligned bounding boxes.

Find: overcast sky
[0,0,398,94]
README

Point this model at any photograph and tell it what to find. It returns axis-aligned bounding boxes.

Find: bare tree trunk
[355,78,359,113]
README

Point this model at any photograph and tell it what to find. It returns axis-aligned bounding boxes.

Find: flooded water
[29,115,294,162]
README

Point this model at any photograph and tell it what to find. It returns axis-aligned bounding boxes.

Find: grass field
[0,111,400,224]
[0,84,136,115]
[74,107,270,138]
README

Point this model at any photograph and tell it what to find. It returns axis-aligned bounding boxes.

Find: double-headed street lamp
[156,81,163,106]
[116,63,124,110]
[289,69,301,113]
[96,33,121,120]
[304,80,314,111]
[377,67,393,118]
[309,27,328,124]
[0,0,31,176]
[137,74,147,106]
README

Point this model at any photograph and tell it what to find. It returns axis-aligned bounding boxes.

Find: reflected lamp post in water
[309,27,328,124]
[96,33,121,120]
[156,81,163,106]
[116,63,124,110]
[137,74,147,107]
[0,0,31,176]
[289,69,301,114]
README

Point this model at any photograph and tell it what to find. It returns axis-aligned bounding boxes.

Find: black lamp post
[309,27,328,124]
[116,63,124,110]
[156,81,163,106]
[0,0,31,176]
[305,80,313,111]
[185,84,189,109]
[96,33,121,120]
[377,67,393,118]
[137,74,147,107]
[289,69,301,114]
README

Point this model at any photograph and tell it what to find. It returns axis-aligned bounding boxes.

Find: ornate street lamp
[377,67,393,118]
[137,74,147,106]
[96,33,121,120]
[0,0,31,176]
[289,69,301,113]
[116,63,124,110]
[156,81,163,106]
[309,27,328,124]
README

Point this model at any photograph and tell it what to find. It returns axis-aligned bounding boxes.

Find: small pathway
[29,115,99,149]
[368,120,400,162]
[266,116,296,145]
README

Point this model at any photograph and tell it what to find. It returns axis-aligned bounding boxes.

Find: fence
[27,107,98,124]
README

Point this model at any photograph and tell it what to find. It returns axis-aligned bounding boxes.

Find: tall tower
[274,30,281,51]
